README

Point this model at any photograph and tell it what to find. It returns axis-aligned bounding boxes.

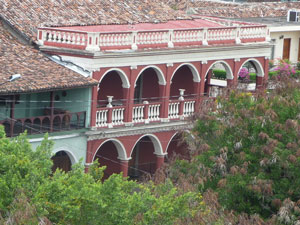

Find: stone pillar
[205,70,212,96]
[156,155,165,170]
[90,86,98,129]
[227,79,234,88]
[84,163,92,173]
[160,63,172,122]
[125,66,138,124]
[233,58,241,88]
[193,81,201,111]
[256,76,264,90]
[120,160,129,177]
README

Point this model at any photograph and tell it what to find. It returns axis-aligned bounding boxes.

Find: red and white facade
[38,17,271,178]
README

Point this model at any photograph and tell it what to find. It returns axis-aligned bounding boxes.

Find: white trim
[93,138,129,161]
[205,60,234,80]
[130,133,164,157]
[58,44,271,71]
[29,133,81,143]
[171,63,201,83]
[99,68,130,89]
[238,58,265,77]
[270,26,300,33]
[52,147,78,165]
[135,65,166,86]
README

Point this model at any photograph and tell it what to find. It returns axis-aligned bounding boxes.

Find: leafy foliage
[0,127,203,224]
[212,69,227,80]
[167,77,300,224]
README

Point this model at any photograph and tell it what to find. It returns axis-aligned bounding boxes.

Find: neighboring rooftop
[163,0,300,18]
[227,16,300,32]
[0,20,97,95]
[0,0,189,41]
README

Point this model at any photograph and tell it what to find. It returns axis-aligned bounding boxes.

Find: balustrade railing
[96,106,125,128]
[38,24,269,51]
[111,107,125,126]
[168,101,180,119]
[0,111,86,137]
[183,101,195,117]
[240,26,268,41]
[207,28,236,41]
[96,109,108,127]
[148,104,161,121]
[133,105,145,123]
[95,99,197,129]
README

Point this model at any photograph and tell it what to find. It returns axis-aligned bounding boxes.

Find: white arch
[93,138,129,161]
[52,147,78,165]
[205,60,234,80]
[171,63,201,82]
[130,134,165,157]
[238,58,264,77]
[165,130,194,153]
[99,68,130,89]
[134,66,166,86]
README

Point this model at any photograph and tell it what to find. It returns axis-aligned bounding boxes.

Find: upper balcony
[37,17,270,53]
[0,88,90,137]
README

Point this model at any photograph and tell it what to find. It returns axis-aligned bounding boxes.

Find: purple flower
[239,68,249,79]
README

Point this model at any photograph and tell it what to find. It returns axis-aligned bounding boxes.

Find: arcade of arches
[88,56,269,178]
[88,132,189,180]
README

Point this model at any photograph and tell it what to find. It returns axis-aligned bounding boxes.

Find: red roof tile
[0,21,97,95]
[165,1,300,18]
[0,0,190,40]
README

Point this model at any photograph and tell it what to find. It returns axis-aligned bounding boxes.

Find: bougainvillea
[273,59,296,77]
[238,67,250,81]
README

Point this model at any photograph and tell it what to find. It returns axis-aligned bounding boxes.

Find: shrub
[249,73,256,82]
[273,59,295,77]
[292,70,300,78]
[268,71,278,78]
[212,69,226,80]
[296,61,300,70]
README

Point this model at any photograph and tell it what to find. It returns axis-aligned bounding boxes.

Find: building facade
[37,17,272,178]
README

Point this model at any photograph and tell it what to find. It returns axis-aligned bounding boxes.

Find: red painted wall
[128,136,157,177]
[135,68,159,102]
[94,141,121,179]
[170,66,194,99]
[98,71,124,107]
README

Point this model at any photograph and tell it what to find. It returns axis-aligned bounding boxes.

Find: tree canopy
[0,128,203,225]
[167,78,300,224]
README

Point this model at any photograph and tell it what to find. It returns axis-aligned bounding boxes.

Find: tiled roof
[164,0,300,18]
[0,0,189,40]
[0,21,97,95]
[59,18,226,32]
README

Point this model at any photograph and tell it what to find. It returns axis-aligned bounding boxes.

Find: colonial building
[1,0,272,179]
[37,16,271,178]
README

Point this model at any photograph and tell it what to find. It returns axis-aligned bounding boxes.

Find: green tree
[0,126,204,224]
[168,78,300,223]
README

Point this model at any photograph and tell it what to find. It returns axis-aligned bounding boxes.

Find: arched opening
[205,61,233,97]
[98,70,128,107]
[51,151,72,173]
[129,136,161,179]
[42,117,50,132]
[238,59,264,90]
[134,67,163,104]
[93,140,127,179]
[170,65,198,100]
[166,132,190,162]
